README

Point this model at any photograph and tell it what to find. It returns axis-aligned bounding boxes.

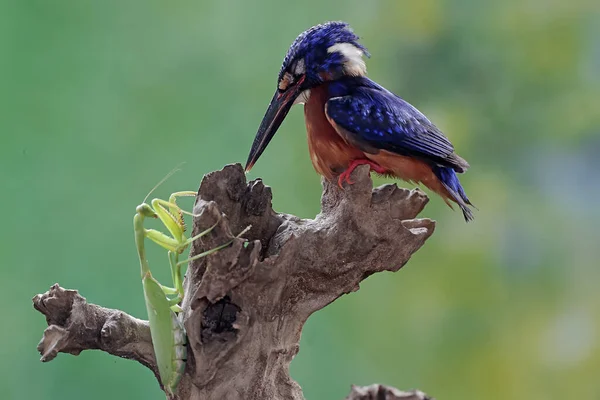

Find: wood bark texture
[34,164,435,400]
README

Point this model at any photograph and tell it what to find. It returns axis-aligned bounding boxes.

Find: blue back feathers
[326,77,465,171]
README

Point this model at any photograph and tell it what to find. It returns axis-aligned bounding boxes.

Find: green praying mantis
[133,187,243,396]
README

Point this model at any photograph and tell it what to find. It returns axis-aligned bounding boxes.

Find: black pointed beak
[245,79,304,172]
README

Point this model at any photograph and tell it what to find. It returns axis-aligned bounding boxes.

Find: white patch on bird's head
[293,89,311,105]
[327,43,367,76]
[293,58,305,75]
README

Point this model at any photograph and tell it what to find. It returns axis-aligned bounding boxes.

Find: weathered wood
[34,163,435,400]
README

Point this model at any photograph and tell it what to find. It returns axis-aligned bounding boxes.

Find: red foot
[337,159,387,188]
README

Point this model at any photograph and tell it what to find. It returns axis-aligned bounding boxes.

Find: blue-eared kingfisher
[245,22,475,221]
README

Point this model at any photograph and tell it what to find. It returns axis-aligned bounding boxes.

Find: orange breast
[304,85,363,179]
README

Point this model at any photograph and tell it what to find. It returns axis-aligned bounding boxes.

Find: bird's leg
[338,159,387,188]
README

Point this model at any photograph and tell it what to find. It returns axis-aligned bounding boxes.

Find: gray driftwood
[34,163,435,400]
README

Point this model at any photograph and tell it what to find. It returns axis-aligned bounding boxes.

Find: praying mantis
[133,189,238,397]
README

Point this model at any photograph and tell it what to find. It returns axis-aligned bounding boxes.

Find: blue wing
[325,78,469,172]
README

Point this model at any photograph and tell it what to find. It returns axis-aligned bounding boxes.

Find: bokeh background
[2,1,599,399]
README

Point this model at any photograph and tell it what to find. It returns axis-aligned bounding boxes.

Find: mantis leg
[177,241,234,266]
[161,285,178,295]
[151,191,196,245]
[168,191,197,204]
[145,228,180,252]
[176,226,252,266]
[151,199,186,245]
[178,220,220,248]
[168,251,184,302]
[143,215,214,253]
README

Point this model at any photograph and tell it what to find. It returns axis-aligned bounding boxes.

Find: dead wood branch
[34,164,435,400]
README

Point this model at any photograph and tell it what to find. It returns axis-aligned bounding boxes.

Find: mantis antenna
[143,162,187,204]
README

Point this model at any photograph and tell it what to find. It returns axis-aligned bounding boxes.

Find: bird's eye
[278,72,294,92]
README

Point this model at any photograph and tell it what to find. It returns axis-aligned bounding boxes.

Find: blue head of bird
[245,21,369,171]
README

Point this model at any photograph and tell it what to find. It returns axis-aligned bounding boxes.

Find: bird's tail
[433,166,475,222]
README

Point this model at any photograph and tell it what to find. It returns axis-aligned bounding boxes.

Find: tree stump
[34,163,435,400]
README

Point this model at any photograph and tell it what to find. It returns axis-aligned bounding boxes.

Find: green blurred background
[2,1,599,399]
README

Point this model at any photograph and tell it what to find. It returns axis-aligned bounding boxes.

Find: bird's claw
[337,172,354,189]
[337,159,386,189]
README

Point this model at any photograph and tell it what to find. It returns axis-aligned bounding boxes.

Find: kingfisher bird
[245,21,475,221]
